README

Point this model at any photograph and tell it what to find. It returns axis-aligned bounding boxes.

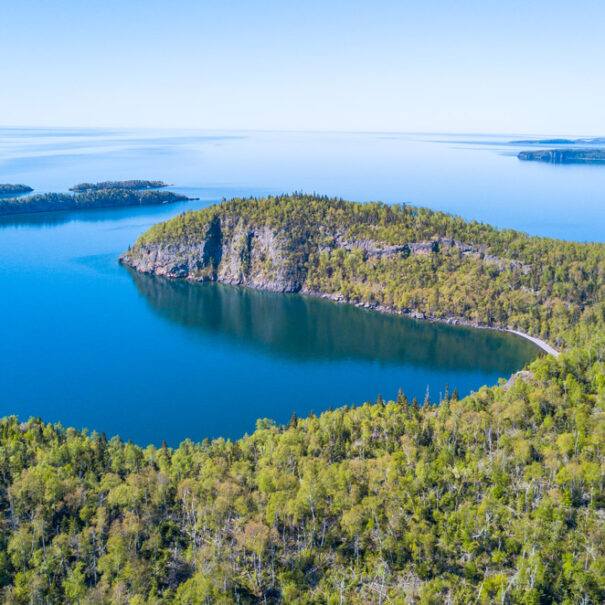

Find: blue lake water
[0,128,602,445]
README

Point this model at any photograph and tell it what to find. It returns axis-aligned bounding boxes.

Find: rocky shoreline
[301,289,559,356]
[120,252,559,358]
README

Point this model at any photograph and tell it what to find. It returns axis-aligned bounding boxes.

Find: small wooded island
[518,148,605,164]
[0,183,33,195]
[0,182,194,216]
[69,179,169,192]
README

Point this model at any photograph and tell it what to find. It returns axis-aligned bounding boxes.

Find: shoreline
[125,265,561,358]
[504,329,559,357]
[300,288,560,357]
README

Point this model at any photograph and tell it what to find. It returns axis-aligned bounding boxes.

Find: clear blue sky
[1,0,604,133]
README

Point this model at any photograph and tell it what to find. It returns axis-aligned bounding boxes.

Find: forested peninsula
[0,189,193,216]
[1,195,603,603]
[121,194,604,351]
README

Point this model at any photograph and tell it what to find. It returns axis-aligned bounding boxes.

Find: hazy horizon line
[0,125,599,139]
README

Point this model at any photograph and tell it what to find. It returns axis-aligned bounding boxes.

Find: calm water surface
[1,128,600,445]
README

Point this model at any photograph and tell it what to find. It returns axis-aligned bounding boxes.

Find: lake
[0,128,601,445]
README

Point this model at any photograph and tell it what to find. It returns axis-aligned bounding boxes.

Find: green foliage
[69,180,168,192]
[0,184,32,195]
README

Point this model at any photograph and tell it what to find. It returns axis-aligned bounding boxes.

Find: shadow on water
[127,269,540,375]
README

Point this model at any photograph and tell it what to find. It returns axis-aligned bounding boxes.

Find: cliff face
[121,215,308,292]
[120,211,528,293]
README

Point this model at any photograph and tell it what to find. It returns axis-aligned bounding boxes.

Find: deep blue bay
[1,128,602,445]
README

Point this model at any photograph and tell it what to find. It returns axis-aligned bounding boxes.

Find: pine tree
[397,387,409,406]
[288,411,298,428]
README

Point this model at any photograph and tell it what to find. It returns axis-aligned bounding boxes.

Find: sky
[1,0,604,134]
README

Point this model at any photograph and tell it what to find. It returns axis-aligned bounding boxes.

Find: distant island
[511,136,605,145]
[69,179,169,192]
[518,148,605,164]
[0,184,33,195]
[0,188,194,216]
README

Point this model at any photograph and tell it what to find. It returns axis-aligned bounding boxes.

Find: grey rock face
[121,216,307,293]
[121,218,529,294]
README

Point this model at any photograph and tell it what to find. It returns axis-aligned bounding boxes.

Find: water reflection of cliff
[128,269,539,374]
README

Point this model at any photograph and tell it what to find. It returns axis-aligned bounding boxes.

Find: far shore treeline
[0,184,33,195]
[0,180,193,216]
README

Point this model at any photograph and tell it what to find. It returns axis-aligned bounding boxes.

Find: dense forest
[69,180,169,192]
[0,189,191,216]
[2,195,604,603]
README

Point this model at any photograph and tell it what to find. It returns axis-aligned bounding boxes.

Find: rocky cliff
[120,197,530,294]
[120,214,310,292]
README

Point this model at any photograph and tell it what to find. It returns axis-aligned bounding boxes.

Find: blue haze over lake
[0,129,601,445]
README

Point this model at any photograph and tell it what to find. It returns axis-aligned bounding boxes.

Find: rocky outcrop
[122,217,308,292]
[331,236,530,273]
[502,369,533,390]
[122,224,531,289]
